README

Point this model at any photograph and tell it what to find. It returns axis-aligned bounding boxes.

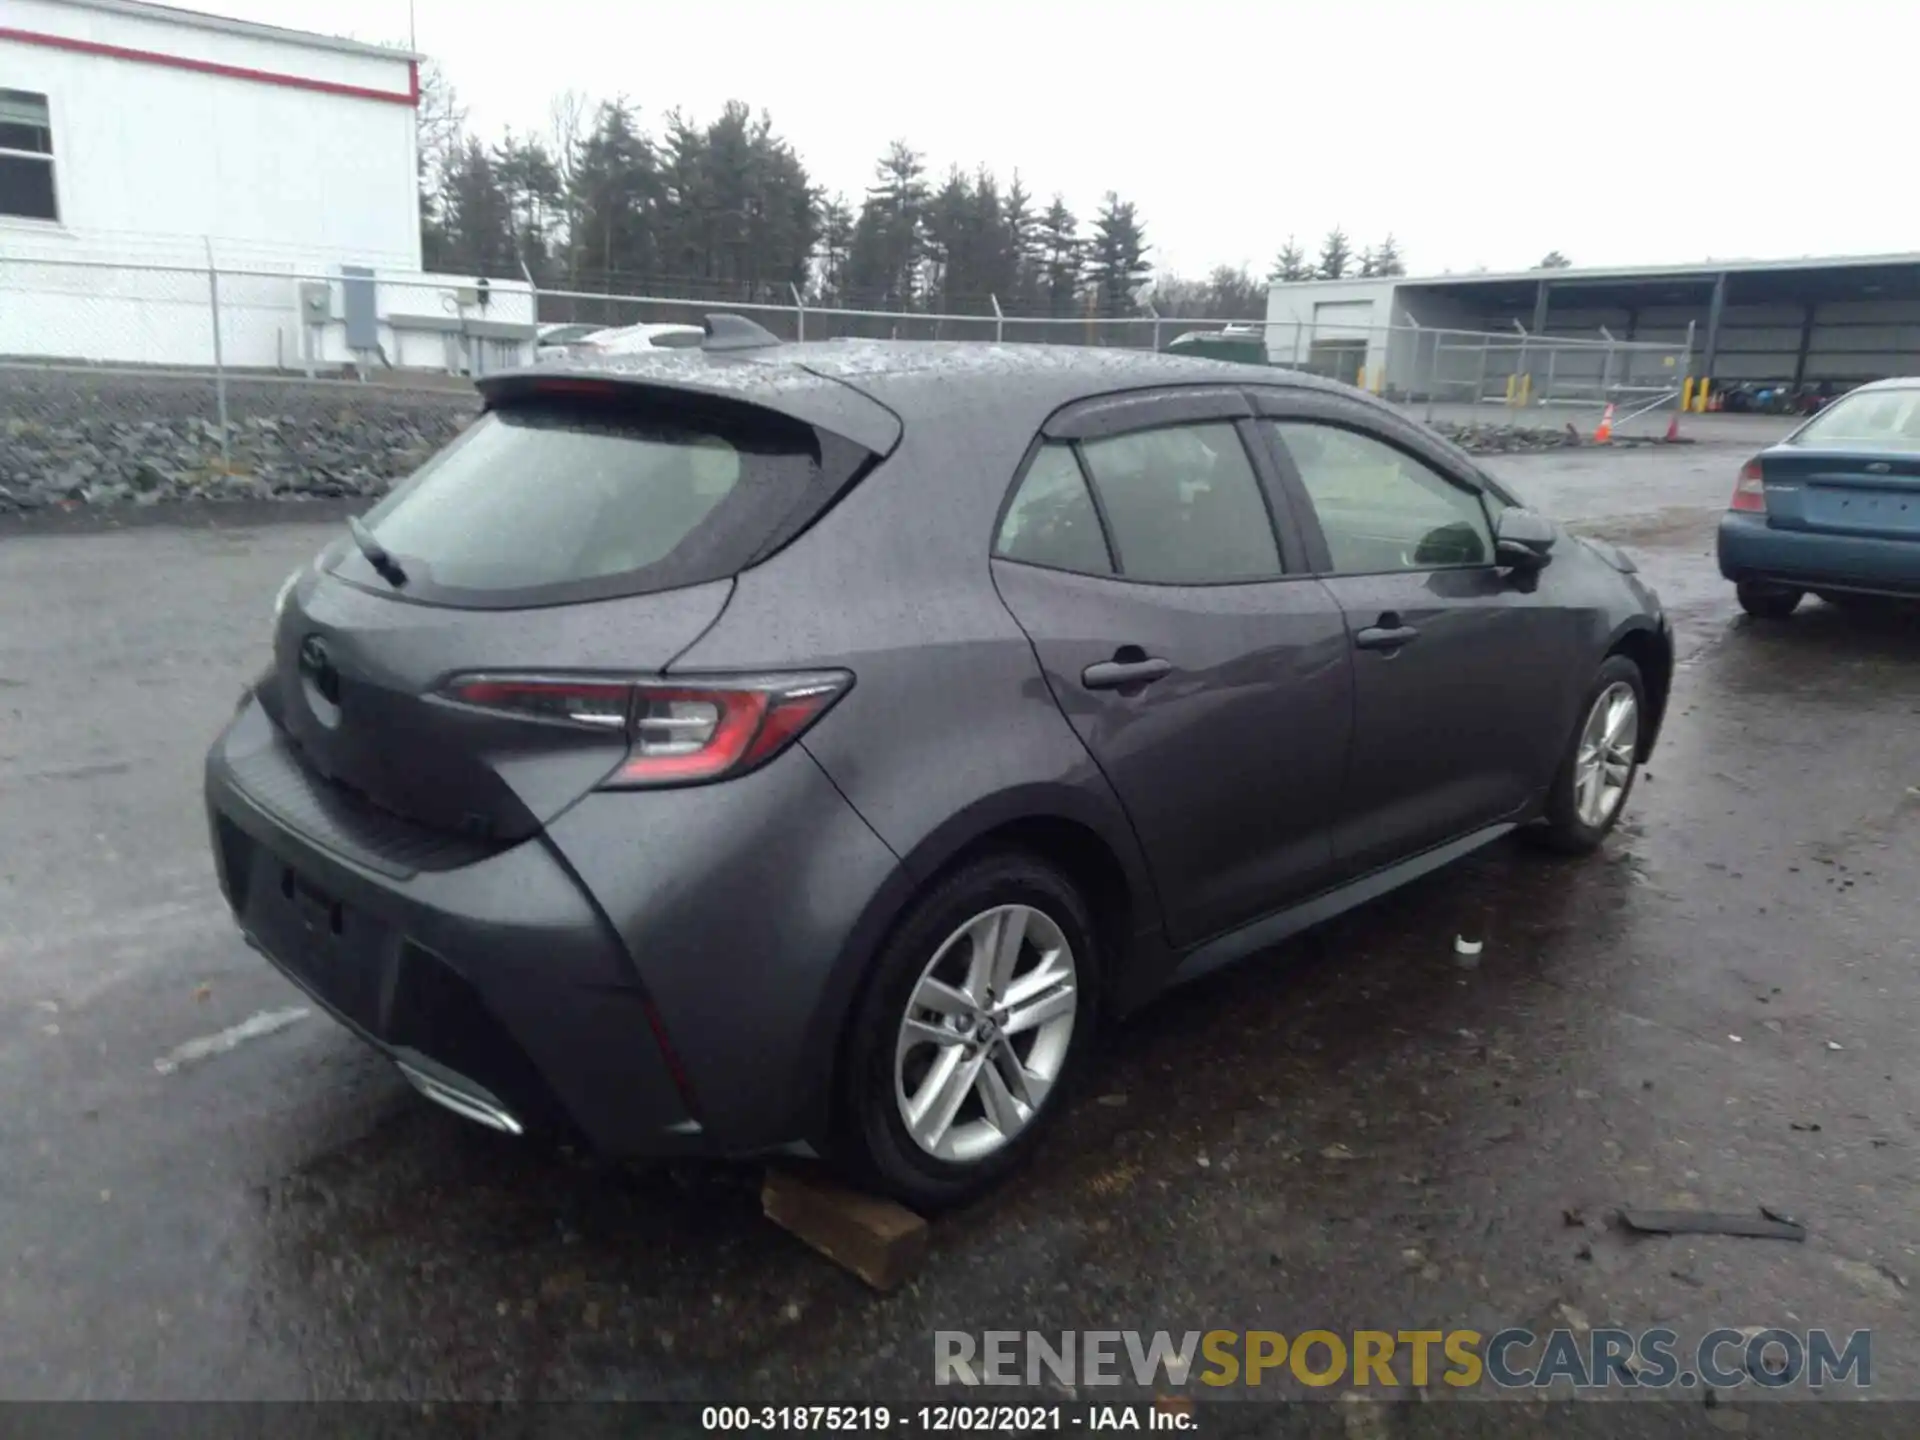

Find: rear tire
[1737,581,1803,619]
[837,851,1098,1212]
[1531,655,1645,855]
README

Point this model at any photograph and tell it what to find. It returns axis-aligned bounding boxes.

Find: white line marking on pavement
[153,1006,312,1076]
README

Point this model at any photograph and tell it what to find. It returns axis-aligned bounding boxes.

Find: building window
[0,89,58,222]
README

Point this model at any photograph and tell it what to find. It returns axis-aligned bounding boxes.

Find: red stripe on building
[0,26,418,106]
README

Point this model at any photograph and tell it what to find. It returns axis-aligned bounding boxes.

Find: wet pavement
[2,440,1916,1402]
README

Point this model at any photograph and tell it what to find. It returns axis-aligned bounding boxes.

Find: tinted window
[1079,422,1282,584]
[1270,421,1490,573]
[1789,388,1920,452]
[355,398,825,604]
[994,443,1113,574]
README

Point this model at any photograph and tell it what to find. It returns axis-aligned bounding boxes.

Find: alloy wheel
[1574,681,1639,828]
[893,903,1078,1163]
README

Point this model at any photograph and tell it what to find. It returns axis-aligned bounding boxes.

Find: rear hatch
[257,370,897,846]
[1760,386,1920,540]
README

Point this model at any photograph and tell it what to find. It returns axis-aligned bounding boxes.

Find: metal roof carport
[1394,254,1920,391]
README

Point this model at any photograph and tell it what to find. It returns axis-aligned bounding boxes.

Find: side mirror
[1494,506,1557,571]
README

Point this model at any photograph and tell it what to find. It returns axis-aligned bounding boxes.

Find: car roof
[497,337,1367,427]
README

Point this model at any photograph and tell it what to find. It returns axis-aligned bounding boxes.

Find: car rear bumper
[205,698,903,1157]
[1717,511,1920,596]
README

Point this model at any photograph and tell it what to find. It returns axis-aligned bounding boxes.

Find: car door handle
[1354,624,1419,651]
[1082,657,1173,690]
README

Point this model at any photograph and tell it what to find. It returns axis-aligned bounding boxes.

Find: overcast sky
[209,0,1912,280]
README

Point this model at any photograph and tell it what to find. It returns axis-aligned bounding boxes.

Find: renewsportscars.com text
[934,1328,1872,1391]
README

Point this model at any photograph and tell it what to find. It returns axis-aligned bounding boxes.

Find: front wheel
[1532,655,1645,854]
[838,852,1098,1211]
[1737,581,1803,619]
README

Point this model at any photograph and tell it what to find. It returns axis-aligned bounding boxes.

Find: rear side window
[352,398,837,606]
[1790,388,1920,451]
[994,443,1113,574]
[1078,422,1283,584]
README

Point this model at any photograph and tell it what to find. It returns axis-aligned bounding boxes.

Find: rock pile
[0,370,476,514]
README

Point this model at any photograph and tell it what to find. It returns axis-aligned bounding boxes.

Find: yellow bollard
[1696,382,1712,414]
[1681,377,1695,412]
[1505,374,1517,406]
[1518,373,1532,408]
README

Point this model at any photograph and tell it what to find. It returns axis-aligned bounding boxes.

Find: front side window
[994,442,1113,575]
[1269,421,1491,573]
[1078,422,1283,584]
[0,90,57,222]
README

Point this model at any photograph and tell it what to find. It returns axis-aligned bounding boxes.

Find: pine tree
[1086,192,1150,317]
[846,141,929,309]
[1003,173,1041,310]
[567,100,660,290]
[435,139,519,277]
[1267,237,1309,284]
[813,195,854,303]
[1037,196,1082,319]
[1316,226,1352,280]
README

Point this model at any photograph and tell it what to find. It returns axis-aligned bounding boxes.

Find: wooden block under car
[761,1168,930,1291]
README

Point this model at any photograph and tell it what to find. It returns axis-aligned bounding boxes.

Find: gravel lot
[2,436,1916,1409]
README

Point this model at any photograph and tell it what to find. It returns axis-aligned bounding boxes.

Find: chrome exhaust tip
[397,1059,524,1136]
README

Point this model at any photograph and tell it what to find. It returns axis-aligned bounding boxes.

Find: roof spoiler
[477,363,901,457]
[703,313,783,352]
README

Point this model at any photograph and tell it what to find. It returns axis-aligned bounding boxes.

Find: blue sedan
[1718,377,1920,617]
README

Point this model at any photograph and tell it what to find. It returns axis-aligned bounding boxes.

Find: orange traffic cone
[1593,403,1616,444]
[1664,409,1681,442]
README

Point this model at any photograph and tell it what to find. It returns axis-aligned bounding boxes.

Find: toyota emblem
[298,635,341,707]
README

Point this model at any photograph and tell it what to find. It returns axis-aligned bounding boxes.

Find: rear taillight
[437,671,852,788]
[1730,459,1767,513]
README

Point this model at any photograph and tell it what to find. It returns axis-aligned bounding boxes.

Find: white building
[0,0,533,372]
[1,0,421,270]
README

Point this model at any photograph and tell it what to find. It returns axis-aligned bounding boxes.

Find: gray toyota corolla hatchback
[205,317,1672,1208]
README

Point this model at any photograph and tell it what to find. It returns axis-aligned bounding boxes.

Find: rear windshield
[1789,387,1920,451]
[346,398,829,606]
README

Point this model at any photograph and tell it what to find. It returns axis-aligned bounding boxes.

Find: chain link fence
[0,254,1692,512]
[529,285,1691,419]
[0,254,509,510]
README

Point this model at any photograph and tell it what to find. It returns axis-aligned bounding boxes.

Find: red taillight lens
[1730,459,1767,513]
[438,671,852,788]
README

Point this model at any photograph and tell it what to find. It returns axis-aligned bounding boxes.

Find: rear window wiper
[348,516,408,588]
